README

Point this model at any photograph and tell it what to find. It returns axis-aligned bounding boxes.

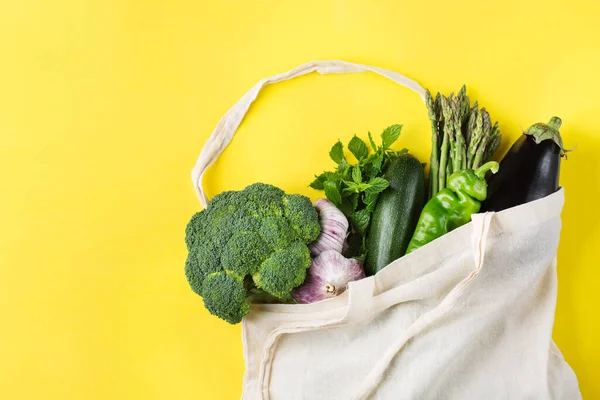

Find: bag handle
[351,212,496,400]
[191,60,427,208]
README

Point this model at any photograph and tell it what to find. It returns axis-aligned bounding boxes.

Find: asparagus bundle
[426,85,502,198]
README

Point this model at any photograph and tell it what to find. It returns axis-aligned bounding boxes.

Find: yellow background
[1,0,598,398]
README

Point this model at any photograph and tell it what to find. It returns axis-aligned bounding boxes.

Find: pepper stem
[474,161,499,179]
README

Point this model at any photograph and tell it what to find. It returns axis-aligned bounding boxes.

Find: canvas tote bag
[191,60,581,400]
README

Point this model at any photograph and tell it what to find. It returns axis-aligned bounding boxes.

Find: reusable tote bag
[192,61,581,400]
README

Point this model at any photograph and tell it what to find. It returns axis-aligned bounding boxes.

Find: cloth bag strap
[191,60,427,208]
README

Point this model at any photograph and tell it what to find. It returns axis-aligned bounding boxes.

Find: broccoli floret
[201,272,249,324]
[222,231,269,277]
[283,194,321,242]
[184,251,204,296]
[184,183,320,324]
[252,242,311,299]
[194,238,223,275]
[185,211,209,250]
[243,183,285,218]
[259,216,297,250]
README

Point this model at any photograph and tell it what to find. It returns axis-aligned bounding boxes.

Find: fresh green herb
[309,125,406,258]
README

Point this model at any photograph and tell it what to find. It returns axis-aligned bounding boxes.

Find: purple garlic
[309,198,349,257]
[292,250,365,304]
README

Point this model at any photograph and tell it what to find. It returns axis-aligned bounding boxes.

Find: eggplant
[481,117,565,212]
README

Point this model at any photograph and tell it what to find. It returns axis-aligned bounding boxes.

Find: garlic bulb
[291,250,365,304]
[309,198,349,257]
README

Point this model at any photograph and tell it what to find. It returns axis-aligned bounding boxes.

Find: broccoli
[200,272,249,325]
[185,183,320,324]
[252,242,311,299]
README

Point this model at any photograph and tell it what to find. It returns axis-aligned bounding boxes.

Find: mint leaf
[323,181,342,206]
[343,181,371,193]
[337,158,351,176]
[352,165,362,183]
[348,135,369,161]
[339,192,360,217]
[329,141,344,164]
[381,124,403,149]
[348,193,359,211]
[362,152,382,179]
[370,153,384,177]
[365,177,389,195]
[339,199,354,218]
[309,173,326,190]
[385,148,408,158]
[364,192,380,212]
[368,131,378,151]
[352,209,371,235]
[343,181,360,193]
[324,171,342,183]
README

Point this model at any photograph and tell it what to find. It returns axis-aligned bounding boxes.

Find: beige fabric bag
[192,61,581,400]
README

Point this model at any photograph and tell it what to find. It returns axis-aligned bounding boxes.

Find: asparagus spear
[459,85,470,126]
[426,90,440,198]
[438,95,452,191]
[472,109,493,169]
[464,101,478,146]
[481,121,501,165]
[452,96,466,172]
[484,132,502,162]
[458,87,470,170]
[426,85,502,195]
[467,110,484,168]
[447,94,457,175]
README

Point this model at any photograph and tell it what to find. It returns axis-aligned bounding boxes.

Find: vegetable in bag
[482,117,566,212]
[407,161,498,253]
[364,153,425,275]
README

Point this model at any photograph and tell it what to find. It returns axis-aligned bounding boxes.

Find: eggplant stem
[548,117,562,130]
[525,116,566,154]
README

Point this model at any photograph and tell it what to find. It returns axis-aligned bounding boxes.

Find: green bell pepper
[406,161,499,253]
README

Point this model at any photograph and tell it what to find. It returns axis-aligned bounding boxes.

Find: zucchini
[364,153,425,275]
